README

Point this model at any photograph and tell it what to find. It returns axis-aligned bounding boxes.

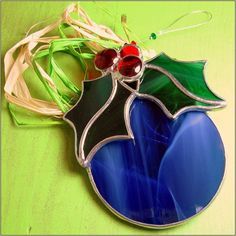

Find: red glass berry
[118,56,142,78]
[94,49,118,70]
[120,44,140,58]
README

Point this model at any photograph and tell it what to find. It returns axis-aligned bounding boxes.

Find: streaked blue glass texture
[90,98,225,225]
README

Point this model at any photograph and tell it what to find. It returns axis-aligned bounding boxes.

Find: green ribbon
[10,23,121,126]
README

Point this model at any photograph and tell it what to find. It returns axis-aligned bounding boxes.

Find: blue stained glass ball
[89,98,225,227]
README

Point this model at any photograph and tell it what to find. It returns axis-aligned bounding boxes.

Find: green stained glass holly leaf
[139,53,226,118]
[63,74,133,166]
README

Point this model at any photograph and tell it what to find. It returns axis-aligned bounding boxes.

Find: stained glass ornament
[64,46,226,228]
[4,3,226,229]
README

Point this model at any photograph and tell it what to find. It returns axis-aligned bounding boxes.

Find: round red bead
[118,56,142,78]
[120,44,140,58]
[94,49,118,70]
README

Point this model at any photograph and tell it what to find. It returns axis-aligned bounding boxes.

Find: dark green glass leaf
[64,75,133,166]
[64,74,113,147]
[147,53,224,103]
[139,68,221,117]
[84,80,132,159]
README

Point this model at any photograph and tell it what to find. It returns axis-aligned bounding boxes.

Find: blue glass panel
[90,98,225,226]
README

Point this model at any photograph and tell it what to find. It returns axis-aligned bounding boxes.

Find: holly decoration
[64,42,225,165]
